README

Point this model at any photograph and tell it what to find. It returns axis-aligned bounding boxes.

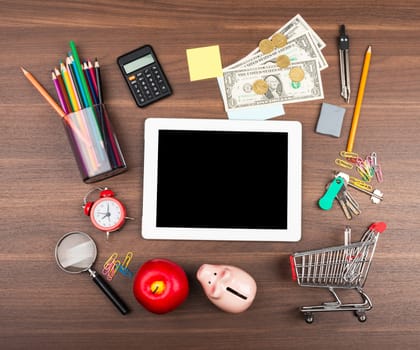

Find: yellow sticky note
[186,45,223,81]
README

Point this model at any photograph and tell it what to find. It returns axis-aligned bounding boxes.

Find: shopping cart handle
[319,176,345,210]
[289,255,297,281]
[369,221,387,233]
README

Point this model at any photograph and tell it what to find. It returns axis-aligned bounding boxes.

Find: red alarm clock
[83,187,132,239]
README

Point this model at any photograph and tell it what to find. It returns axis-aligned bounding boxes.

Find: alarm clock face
[90,197,126,232]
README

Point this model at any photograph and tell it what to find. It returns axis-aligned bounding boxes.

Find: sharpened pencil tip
[21,66,28,74]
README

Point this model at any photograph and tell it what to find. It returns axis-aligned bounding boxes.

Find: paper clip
[119,266,134,278]
[369,152,383,183]
[119,252,134,278]
[339,151,359,162]
[375,164,383,183]
[102,252,118,276]
[121,252,133,269]
[106,259,121,281]
[355,158,373,182]
[335,158,353,169]
[356,167,371,182]
[349,176,373,192]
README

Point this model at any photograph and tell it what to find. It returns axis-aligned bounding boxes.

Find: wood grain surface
[1,0,419,349]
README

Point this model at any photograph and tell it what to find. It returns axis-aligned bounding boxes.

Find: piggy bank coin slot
[226,287,247,300]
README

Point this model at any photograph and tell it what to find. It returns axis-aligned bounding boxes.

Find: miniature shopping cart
[289,222,386,323]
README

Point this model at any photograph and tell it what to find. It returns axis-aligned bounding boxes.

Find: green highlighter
[319,176,345,210]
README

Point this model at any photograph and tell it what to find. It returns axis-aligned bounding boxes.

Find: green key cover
[318,176,345,210]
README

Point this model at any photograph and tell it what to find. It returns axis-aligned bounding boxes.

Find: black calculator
[117,45,172,107]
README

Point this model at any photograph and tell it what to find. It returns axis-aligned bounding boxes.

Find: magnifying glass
[55,231,129,315]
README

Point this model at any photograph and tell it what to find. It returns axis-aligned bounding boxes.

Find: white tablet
[142,118,302,242]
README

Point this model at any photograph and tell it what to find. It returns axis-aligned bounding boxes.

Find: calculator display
[123,54,155,74]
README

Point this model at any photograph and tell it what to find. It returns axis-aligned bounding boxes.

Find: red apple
[133,258,189,314]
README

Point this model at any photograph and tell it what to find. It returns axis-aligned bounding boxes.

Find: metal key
[336,186,361,220]
[344,189,361,216]
[336,188,352,219]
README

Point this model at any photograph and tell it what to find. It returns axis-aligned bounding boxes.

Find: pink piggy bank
[196,264,257,313]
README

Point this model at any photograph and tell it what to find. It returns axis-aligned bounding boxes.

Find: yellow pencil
[21,66,65,117]
[346,46,372,152]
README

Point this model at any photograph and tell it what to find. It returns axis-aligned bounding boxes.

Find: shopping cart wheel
[303,312,314,324]
[355,311,367,322]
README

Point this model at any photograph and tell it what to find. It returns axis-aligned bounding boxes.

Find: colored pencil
[69,56,89,109]
[87,60,98,96]
[94,58,121,167]
[69,55,88,108]
[54,67,72,114]
[66,56,83,111]
[346,45,372,153]
[94,58,103,104]
[67,57,101,167]
[70,40,93,107]
[60,62,78,112]
[21,67,65,117]
[68,53,103,151]
[52,71,70,114]
[83,62,99,105]
[21,67,90,145]
[94,58,114,165]
[67,53,106,166]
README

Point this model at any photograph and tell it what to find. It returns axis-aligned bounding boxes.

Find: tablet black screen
[156,130,288,229]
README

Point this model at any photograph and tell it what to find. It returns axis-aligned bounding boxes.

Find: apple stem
[150,280,165,295]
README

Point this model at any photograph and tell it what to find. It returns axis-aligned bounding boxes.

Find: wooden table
[1,0,419,348]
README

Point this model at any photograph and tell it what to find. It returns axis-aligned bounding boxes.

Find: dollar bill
[217,77,286,119]
[278,14,326,50]
[227,32,327,71]
[226,14,326,70]
[222,59,323,110]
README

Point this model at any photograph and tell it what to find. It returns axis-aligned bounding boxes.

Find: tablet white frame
[142,118,302,242]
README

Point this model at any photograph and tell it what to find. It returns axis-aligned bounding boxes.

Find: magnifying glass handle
[89,269,129,315]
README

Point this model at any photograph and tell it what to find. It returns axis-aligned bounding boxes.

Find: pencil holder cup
[63,104,127,183]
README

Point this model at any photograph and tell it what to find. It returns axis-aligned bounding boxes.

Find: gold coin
[258,39,274,54]
[276,55,290,69]
[252,79,269,95]
[289,67,305,82]
[272,33,287,48]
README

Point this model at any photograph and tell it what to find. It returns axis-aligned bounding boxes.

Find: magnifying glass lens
[55,232,97,273]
